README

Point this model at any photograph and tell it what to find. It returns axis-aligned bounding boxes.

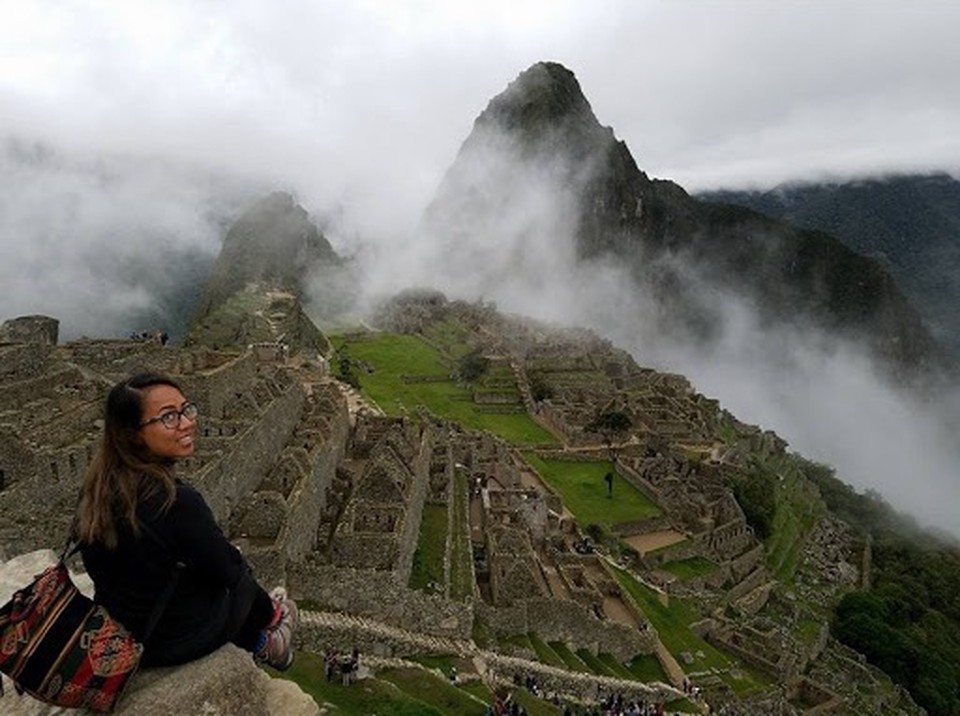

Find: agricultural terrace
[279,650,565,715]
[523,453,660,527]
[334,332,557,445]
[611,567,772,697]
[766,459,826,584]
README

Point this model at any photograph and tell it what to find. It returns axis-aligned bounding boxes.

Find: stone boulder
[1,551,318,716]
[0,315,59,345]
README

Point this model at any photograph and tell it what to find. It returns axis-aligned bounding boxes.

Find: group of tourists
[493,673,693,716]
[324,648,360,685]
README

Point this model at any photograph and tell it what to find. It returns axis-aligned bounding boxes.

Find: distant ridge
[699,173,960,357]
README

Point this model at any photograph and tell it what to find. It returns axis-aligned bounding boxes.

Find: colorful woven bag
[0,559,143,711]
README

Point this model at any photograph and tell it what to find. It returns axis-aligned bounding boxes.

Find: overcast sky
[3,0,959,236]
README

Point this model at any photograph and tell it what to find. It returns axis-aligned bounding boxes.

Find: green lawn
[548,641,592,672]
[660,556,719,581]
[335,333,556,445]
[450,469,474,600]
[275,651,449,715]
[513,688,564,716]
[500,633,535,654]
[623,653,669,683]
[665,697,702,714]
[457,679,494,704]
[409,504,448,593]
[381,667,487,715]
[528,633,566,668]
[577,649,619,677]
[611,567,772,696]
[278,651,560,716]
[421,319,473,357]
[523,454,661,526]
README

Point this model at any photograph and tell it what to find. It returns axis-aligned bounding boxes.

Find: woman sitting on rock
[74,372,297,669]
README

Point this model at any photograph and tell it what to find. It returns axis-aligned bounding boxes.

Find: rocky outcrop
[0,316,59,346]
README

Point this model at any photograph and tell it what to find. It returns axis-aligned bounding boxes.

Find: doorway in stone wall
[0,468,5,491]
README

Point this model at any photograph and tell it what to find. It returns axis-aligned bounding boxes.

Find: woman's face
[138,384,197,460]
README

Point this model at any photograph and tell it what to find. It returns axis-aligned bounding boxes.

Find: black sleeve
[162,483,247,589]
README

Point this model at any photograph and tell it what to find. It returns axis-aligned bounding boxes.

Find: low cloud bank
[0,138,260,340]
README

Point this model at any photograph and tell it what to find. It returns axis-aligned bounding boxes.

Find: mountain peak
[195,192,339,313]
[187,192,341,343]
[466,62,621,166]
[479,62,595,132]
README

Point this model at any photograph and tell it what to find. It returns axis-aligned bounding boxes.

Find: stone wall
[35,437,97,487]
[0,366,94,423]
[0,426,35,489]
[289,562,475,640]
[728,543,765,583]
[193,378,307,524]
[476,597,655,661]
[0,344,57,383]
[280,386,350,563]
[395,424,434,584]
[610,515,674,539]
[180,351,257,421]
[27,398,101,451]
[613,460,664,506]
[59,338,166,374]
[331,531,401,570]
[727,566,769,602]
[330,420,432,577]
[700,516,755,562]
[531,402,576,445]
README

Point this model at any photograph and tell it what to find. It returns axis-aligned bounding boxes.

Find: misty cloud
[0,138,259,340]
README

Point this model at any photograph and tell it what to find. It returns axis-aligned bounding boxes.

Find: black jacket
[79,480,265,666]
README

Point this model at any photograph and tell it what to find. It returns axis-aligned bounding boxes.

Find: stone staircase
[509,360,537,414]
[300,608,475,657]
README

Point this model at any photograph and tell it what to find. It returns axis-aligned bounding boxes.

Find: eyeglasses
[140,402,199,429]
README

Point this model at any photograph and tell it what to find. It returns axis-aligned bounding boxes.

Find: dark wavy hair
[76,372,181,548]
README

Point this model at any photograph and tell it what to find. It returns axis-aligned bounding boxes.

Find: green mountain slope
[699,173,960,356]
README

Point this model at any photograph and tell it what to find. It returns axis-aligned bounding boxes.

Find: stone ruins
[0,297,919,714]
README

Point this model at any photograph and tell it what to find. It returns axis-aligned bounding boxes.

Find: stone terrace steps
[300,608,474,657]
[298,608,682,701]
[482,651,679,701]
